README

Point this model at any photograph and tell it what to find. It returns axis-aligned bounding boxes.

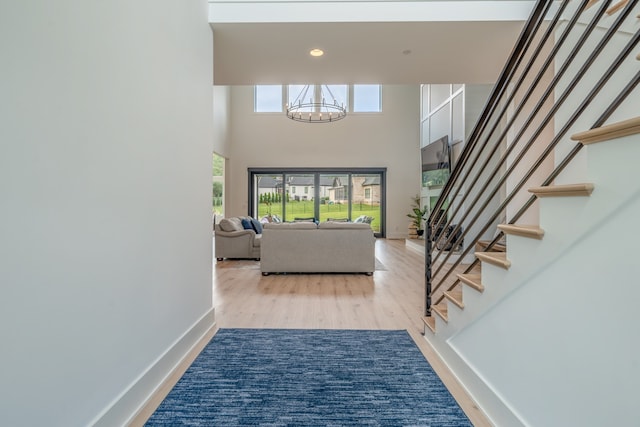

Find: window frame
[248,167,387,237]
[255,84,382,114]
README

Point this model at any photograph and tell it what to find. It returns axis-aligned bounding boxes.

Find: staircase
[421,0,640,425]
[425,116,640,333]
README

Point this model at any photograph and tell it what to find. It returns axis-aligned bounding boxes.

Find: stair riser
[502,235,552,280]
[586,135,640,194]
[538,196,592,241]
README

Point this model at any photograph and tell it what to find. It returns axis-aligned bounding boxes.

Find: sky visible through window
[256,84,381,113]
[288,85,313,112]
[354,85,381,112]
[255,85,282,112]
[323,85,348,110]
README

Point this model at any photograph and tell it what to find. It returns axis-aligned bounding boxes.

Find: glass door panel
[351,174,382,233]
[319,174,349,222]
[284,174,315,222]
[255,174,283,221]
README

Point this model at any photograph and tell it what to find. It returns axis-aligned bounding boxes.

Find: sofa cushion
[263,222,318,230]
[251,218,263,234]
[319,221,372,230]
[241,218,253,230]
[219,217,243,232]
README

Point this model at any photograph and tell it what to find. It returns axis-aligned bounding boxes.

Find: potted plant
[407,195,429,239]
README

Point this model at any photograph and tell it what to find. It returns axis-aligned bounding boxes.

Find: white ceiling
[211,20,526,85]
[212,0,544,84]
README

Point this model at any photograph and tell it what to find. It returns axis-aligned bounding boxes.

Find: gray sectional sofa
[215,216,262,260]
[260,221,375,275]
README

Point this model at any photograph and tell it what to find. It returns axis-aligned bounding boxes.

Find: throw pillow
[251,218,263,234]
[219,218,242,232]
[241,218,253,230]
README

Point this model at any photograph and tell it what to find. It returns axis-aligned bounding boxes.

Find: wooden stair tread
[444,289,464,309]
[528,183,594,198]
[423,316,436,333]
[432,303,448,323]
[476,239,506,252]
[497,224,545,240]
[476,251,511,270]
[570,116,640,145]
[458,273,484,292]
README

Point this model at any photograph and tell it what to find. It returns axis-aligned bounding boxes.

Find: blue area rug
[145,329,471,426]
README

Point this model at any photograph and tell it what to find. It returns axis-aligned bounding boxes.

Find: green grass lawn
[258,201,380,232]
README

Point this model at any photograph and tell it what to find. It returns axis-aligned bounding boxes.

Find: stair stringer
[425,183,640,427]
[445,186,640,426]
[423,305,528,427]
[424,130,640,426]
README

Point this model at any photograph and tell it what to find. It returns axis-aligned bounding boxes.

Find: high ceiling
[208,0,537,86]
[211,20,527,85]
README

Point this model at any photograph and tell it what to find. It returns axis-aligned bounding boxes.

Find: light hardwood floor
[133,238,491,426]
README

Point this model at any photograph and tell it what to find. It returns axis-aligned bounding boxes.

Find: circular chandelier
[285,84,347,123]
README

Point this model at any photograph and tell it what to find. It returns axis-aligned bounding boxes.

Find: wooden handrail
[607,0,629,14]
[570,116,640,144]
[586,0,600,9]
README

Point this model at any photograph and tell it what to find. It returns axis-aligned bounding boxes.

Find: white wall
[0,1,215,425]
[225,85,421,238]
[213,85,232,157]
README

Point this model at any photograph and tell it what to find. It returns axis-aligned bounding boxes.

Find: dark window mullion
[314,173,320,220]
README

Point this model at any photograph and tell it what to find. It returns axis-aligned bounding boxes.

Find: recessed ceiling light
[310,49,324,57]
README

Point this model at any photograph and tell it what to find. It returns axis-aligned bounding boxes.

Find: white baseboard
[90,308,216,427]
[386,232,409,240]
[423,333,526,427]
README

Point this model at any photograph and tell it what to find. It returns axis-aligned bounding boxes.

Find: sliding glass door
[249,168,386,237]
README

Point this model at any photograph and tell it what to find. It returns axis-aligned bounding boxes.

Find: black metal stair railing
[425,0,640,317]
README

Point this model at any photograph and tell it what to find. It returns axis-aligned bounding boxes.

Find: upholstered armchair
[214,216,262,261]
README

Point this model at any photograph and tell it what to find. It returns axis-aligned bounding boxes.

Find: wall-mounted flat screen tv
[421,135,451,187]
